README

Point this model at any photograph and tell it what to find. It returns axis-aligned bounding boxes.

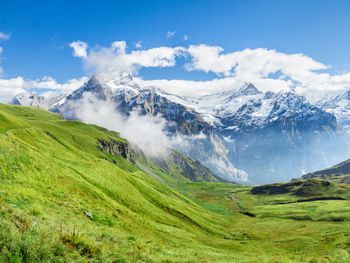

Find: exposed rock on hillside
[98,139,136,162]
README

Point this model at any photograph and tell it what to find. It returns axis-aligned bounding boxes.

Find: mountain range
[11,73,350,183]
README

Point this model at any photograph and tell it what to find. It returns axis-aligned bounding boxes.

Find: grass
[0,103,349,262]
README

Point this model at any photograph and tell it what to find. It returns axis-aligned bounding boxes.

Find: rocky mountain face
[61,75,211,135]
[218,90,336,133]
[11,74,350,184]
[214,86,347,183]
[318,90,350,129]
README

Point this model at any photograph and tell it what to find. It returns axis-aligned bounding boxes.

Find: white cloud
[185,45,235,76]
[0,43,88,102]
[2,38,350,103]
[184,45,350,102]
[71,40,185,76]
[26,76,88,93]
[70,41,88,58]
[0,42,88,102]
[0,32,10,41]
[61,43,350,103]
[65,41,350,102]
[0,76,88,102]
[135,41,142,49]
[69,93,187,157]
[0,77,27,101]
[183,34,189,41]
[166,31,176,39]
[186,45,327,78]
[0,47,3,76]
[65,92,210,158]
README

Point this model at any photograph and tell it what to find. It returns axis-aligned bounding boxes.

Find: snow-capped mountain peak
[320,88,350,128]
[233,82,262,97]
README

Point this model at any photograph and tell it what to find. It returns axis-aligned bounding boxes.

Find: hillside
[0,104,349,262]
[303,159,350,183]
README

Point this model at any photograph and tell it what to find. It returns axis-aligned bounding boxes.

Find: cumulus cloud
[2,37,350,103]
[67,41,350,102]
[71,40,185,76]
[181,45,350,101]
[166,31,176,39]
[70,41,88,58]
[0,32,10,41]
[183,34,189,41]
[186,45,327,78]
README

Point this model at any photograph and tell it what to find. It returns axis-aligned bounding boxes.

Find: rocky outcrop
[98,139,135,163]
[98,138,224,183]
[128,89,212,135]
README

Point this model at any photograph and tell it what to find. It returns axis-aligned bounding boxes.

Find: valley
[0,104,349,262]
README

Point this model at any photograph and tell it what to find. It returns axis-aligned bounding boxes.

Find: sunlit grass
[0,103,349,262]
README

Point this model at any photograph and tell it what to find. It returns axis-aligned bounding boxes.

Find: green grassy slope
[0,104,349,262]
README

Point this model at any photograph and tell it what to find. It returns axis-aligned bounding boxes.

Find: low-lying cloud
[67,92,204,157]
[62,92,248,181]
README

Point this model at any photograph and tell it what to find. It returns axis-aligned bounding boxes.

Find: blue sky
[1,0,350,82]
